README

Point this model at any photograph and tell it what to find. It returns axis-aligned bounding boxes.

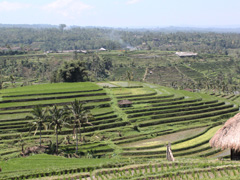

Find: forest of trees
[0,26,240,54]
[1,26,240,94]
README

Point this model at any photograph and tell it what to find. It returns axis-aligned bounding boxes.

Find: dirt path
[142,67,148,81]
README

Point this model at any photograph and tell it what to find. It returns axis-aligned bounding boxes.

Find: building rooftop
[176,52,198,57]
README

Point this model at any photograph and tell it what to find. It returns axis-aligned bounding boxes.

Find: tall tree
[58,61,88,82]
[66,99,93,154]
[17,133,26,153]
[26,105,49,147]
[59,24,66,33]
[48,105,69,154]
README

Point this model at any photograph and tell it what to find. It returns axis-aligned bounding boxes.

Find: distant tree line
[0,27,240,53]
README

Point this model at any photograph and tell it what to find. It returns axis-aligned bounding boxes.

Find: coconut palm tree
[48,105,69,154]
[26,105,49,147]
[17,133,26,153]
[66,99,93,154]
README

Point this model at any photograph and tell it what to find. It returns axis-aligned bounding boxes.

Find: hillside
[0,81,239,179]
[2,50,240,95]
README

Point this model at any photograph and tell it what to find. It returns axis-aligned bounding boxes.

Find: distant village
[0,46,198,58]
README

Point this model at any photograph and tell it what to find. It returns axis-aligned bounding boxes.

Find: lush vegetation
[1,27,240,53]
[0,81,239,179]
[1,26,240,179]
[1,49,240,94]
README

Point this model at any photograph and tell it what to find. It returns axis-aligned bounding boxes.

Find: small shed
[118,100,132,108]
[99,47,107,51]
[176,52,198,57]
[210,113,240,160]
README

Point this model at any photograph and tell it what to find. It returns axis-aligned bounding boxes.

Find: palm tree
[17,133,26,153]
[26,105,49,147]
[66,99,93,154]
[48,105,69,154]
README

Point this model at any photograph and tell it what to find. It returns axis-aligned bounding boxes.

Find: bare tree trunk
[76,127,78,154]
[21,145,24,153]
[79,125,82,142]
[40,125,42,147]
[56,130,58,155]
[79,126,81,157]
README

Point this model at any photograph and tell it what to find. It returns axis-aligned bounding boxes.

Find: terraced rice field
[0,81,239,180]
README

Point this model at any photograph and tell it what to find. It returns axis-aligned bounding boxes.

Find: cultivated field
[0,81,239,179]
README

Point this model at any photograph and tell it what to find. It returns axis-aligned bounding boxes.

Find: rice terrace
[2,2,240,178]
[1,79,240,180]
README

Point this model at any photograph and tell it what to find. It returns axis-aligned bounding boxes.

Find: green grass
[0,154,119,179]
[0,95,110,109]
[158,126,221,151]
[1,90,106,101]
[0,82,101,96]
[0,81,239,180]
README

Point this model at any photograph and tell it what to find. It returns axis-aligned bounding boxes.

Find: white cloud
[126,0,141,5]
[0,1,31,12]
[43,0,93,19]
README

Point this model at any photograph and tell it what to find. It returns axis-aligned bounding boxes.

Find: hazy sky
[0,0,239,27]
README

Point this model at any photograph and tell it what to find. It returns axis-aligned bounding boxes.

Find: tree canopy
[58,61,88,82]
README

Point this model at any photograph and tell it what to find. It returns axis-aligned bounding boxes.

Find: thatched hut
[210,113,240,160]
[118,100,132,108]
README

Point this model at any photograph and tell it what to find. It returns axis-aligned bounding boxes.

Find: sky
[0,0,240,28]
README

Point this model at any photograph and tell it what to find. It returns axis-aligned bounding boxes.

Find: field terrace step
[0,122,129,140]
[0,114,28,122]
[0,92,107,104]
[0,94,110,108]
[121,126,209,150]
[232,95,240,101]
[0,115,126,134]
[0,109,32,115]
[137,106,238,127]
[93,111,115,117]
[13,120,129,135]
[195,147,222,157]
[1,88,103,98]
[131,96,185,105]
[130,104,234,123]
[124,100,220,114]
[131,165,240,180]
[63,128,174,152]
[91,162,195,180]
[0,112,119,130]
[90,118,122,126]
[121,126,218,154]
[117,94,175,102]
[0,112,117,127]
[116,92,157,99]
[121,144,212,157]
[0,104,113,115]
[0,119,32,127]
[122,98,203,111]
[0,134,52,144]
[112,119,221,146]
[225,94,235,100]
[83,113,232,150]
[0,99,111,111]
[151,98,202,107]
[122,136,213,154]
[138,111,236,134]
[127,101,225,119]
[94,114,118,121]
[121,145,214,159]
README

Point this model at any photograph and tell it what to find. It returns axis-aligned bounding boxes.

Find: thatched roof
[210,113,240,151]
[118,99,132,105]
